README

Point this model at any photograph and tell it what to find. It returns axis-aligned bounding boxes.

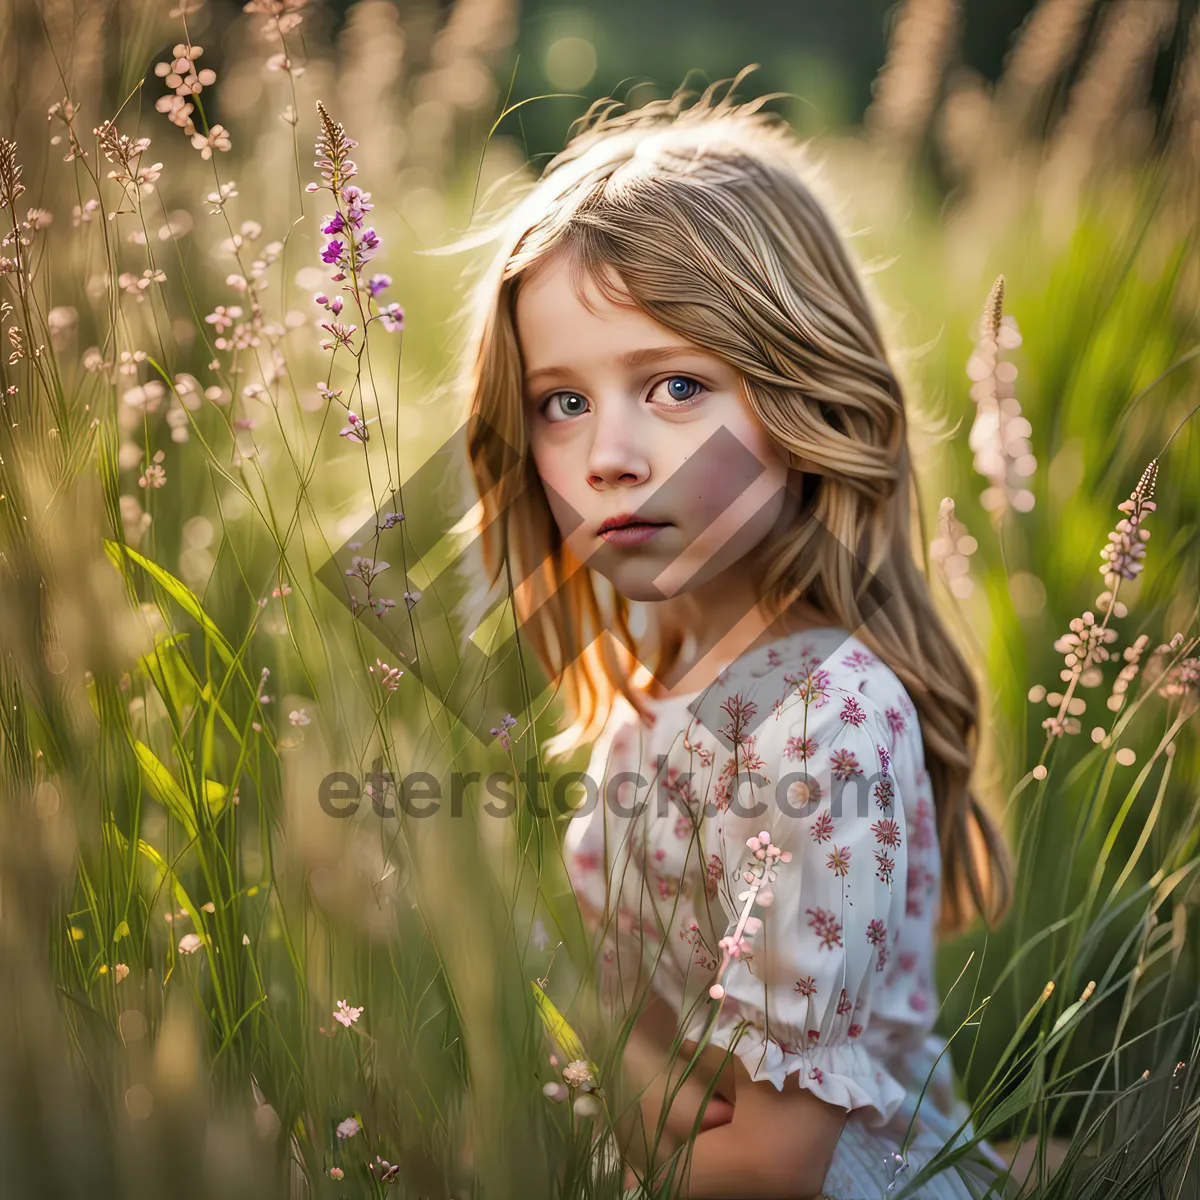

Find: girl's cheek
[528,438,558,486]
[532,451,593,547]
[532,450,572,504]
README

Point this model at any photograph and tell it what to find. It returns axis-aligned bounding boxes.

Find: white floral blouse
[563,625,1007,1198]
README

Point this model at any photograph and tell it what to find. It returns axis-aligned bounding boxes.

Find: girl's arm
[618,1019,845,1199]
[570,901,736,1165]
[575,898,843,1197]
[672,1054,847,1199]
[616,997,737,1176]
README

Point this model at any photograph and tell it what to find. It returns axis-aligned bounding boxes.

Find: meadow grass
[1,1,1199,1196]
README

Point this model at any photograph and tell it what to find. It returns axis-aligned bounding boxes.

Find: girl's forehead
[515,271,687,379]
[518,256,629,320]
[517,245,627,310]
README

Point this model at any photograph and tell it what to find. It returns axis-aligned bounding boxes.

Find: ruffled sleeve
[694,679,910,1129]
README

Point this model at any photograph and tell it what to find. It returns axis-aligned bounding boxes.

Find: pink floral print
[872,817,902,848]
[873,777,895,812]
[875,850,896,886]
[704,853,723,900]
[842,649,878,672]
[878,744,891,776]
[830,748,862,779]
[807,906,844,950]
[561,627,939,1150]
[810,810,835,843]
[784,735,819,761]
[912,796,935,849]
[826,845,852,877]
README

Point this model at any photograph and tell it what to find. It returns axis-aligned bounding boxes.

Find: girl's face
[515,252,796,607]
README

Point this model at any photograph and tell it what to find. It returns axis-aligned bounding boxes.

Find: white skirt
[819,1034,1010,1199]
[820,1111,1005,1199]
[609,1113,1007,1200]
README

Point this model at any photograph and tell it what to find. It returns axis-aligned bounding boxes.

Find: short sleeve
[696,683,910,1128]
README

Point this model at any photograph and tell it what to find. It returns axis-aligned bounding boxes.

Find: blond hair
[455,70,1011,934]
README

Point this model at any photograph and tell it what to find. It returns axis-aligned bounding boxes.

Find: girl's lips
[598,522,669,547]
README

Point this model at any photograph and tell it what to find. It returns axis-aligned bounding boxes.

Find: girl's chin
[599,569,680,604]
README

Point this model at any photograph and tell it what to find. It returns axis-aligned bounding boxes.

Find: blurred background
[1,0,1199,1196]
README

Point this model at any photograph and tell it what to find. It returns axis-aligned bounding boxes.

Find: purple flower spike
[357,228,381,263]
[491,715,516,751]
[312,110,404,366]
[342,186,373,223]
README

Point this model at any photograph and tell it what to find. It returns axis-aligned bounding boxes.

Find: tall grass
[1,0,1199,1196]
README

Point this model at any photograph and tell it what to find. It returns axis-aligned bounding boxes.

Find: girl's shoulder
[713,625,912,713]
[585,625,922,777]
[684,625,924,765]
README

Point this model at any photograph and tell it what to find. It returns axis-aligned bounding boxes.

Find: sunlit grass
[1,0,1199,1196]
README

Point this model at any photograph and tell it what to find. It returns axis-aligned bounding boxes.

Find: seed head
[312,102,359,192]
[966,275,1036,518]
[1099,460,1158,589]
[0,138,26,210]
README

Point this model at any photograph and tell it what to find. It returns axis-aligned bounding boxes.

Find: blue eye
[657,376,703,404]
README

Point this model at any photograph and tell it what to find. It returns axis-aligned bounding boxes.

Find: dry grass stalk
[864,0,962,167]
[995,0,1096,126]
[1039,0,1177,223]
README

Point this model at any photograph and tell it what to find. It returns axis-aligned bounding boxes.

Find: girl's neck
[640,595,835,701]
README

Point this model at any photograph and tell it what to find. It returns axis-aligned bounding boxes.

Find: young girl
[458,72,1013,1198]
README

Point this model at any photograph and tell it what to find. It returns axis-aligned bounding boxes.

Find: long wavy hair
[454,70,1011,934]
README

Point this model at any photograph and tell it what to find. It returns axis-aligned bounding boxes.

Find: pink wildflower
[333,999,363,1028]
[339,411,367,444]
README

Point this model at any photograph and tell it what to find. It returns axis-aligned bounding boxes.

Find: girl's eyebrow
[524,345,711,386]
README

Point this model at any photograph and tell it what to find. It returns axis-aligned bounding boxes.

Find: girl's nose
[585,406,650,490]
